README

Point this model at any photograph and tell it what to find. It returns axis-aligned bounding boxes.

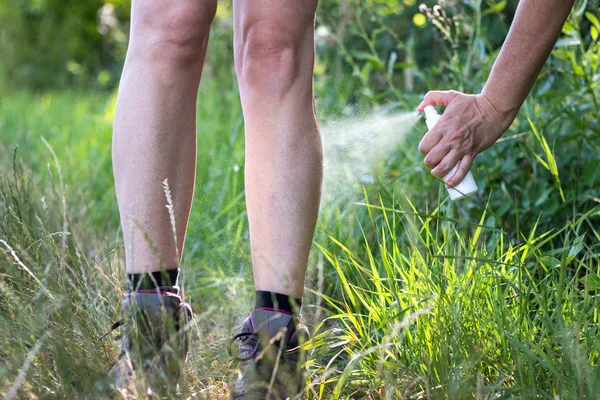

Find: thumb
[416,90,459,112]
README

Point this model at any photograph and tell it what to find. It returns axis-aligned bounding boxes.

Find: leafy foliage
[0,0,129,89]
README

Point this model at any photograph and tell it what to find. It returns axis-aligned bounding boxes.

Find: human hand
[416,90,517,188]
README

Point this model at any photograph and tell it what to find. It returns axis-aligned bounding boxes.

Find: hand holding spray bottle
[423,106,478,200]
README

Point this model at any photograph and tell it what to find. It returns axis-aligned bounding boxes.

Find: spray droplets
[321,111,420,208]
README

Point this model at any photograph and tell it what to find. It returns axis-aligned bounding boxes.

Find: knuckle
[466,136,475,149]
[440,120,452,131]
[448,90,458,99]
[449,130,463,143]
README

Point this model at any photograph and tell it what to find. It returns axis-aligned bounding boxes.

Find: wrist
[473,92,518,153]
[480,85,521,123]
[478,89,519,129]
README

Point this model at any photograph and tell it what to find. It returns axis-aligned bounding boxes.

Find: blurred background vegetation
[0,0,518,92]
[2,0,600,398]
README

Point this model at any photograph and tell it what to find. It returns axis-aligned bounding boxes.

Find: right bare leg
[113,0,217,275]
[108,0,217,391]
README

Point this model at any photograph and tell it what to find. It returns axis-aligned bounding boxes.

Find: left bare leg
[233,0,321,299]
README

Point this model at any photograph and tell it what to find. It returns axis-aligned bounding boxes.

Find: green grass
[2,4,600,398]
[2,85,600,398]
[309,197,600,398]
[0,71,252,398]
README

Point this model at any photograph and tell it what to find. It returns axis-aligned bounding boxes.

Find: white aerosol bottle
[424,106,478,200]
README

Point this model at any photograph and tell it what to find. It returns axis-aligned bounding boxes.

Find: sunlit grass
[307,194,600,398]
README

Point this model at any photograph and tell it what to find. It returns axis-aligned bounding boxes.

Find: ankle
[128,268,180,292]
[254,290,302,315]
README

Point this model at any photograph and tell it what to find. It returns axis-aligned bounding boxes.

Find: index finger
[416,90,459,112]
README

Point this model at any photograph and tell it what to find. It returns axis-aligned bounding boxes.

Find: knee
[129,0,217,67]
[235,18,312,93]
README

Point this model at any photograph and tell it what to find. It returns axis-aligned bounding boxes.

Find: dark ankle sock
[128,268,179,291]
[254,290,302,315]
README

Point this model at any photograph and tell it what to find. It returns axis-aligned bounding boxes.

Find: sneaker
[102,288,192,394]
[229,309,309,400]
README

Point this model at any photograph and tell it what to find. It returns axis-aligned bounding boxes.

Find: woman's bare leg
[234,0,322,299]
[113,0,217,274]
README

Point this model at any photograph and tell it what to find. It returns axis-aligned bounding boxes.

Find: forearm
[482,0,574,115]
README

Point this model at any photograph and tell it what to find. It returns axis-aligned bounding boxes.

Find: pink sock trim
[288,327,297,342]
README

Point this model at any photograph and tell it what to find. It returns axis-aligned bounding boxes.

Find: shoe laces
[229,331,259,361]
[99,319,124,342]
[228,328,302,362]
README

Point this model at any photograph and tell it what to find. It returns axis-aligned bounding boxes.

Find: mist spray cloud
[320,111,420,208]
